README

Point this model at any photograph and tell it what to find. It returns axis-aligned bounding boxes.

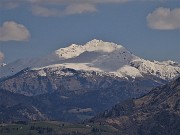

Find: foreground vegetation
[0,121,119,135]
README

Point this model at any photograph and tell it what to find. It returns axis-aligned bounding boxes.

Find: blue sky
[0,0,179,63]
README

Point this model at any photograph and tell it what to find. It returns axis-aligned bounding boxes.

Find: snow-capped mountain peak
[54,43,85,59]
[53,39,127,60]
[0,39,179,80]
[84,39,122,52]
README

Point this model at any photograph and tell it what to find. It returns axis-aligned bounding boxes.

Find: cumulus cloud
[64,3,97,15]
[0,0,128,17]
[31,5,60,17]
[31,3,96,17]
[0,21,30,41]
[0,2,19,9]
[0,0,173,17]
[147,7,180,30]
[0,51,4,63]
[26,0,129,4]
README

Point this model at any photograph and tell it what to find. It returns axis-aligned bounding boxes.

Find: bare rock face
[92,77,180,135]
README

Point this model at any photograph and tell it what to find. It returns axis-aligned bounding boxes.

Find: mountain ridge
[0,39,179,81]
[90,77,180,135]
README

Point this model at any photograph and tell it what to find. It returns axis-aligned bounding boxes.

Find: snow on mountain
[54,44,85,60]
[0,63,6,67]
[0,39,179,80]
[0,58,45,79]
[131,59,180,80]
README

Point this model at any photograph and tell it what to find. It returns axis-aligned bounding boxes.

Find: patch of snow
[116,65,143,78]
[60,96,69,99]
[54,44,85,59]
[131,59,180,80]
[38,70,47,76]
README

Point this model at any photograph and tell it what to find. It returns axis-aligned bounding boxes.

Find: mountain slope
[91,77,180,135]
[0,39,179,97]
[0,68,163,122]
[0,89,47,122]
[0,39,179,122]
[0,66,163,96]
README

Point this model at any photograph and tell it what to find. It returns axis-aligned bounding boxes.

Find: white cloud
[147,7,180,30]
[0,2,19,9]
[0,51,4,63]
[0,0,128,17]
[0,0,174,17]
[0,21,30,41]
[31,3,97,17]
[64,3,97,15]
[31,5,60,17]
[26,0,129,4]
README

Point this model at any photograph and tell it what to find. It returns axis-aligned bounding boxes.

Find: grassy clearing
[0,121,119,135]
